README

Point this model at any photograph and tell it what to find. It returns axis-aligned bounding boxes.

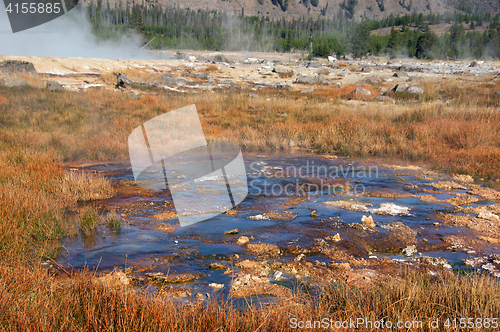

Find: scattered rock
[361,67,373,73]
[379,87,388,94]
[230,273,292,298]
[273,66,293,75]
[310,210,320,217]
[393,71,409,78]
[160,73,192,86]
[209,262,226,269]
[193,72,210,80]
[391,83,409,93]
[249,214,268,220]
[406,85,424,94]
[209,283,224,289]
[247,243,280,257]
[157,286,191,298]
[361,215,375,229]
[325,233,342,242]
[416,256,452,269]
[224,228,239,235]
[402,245,417,257]
[274,83,291,89]
[229,83,239,90]
[236,236,250,245]
[145,272,205,285]
[0,60,37,76]
[353,87,371,96]
[249,92,260,98]
[431,181,466,190]
[300,87,314,93]
[316,67,330,75]
[452,174,474,183]
[46,81,64,91]
[96,270,130,288]
[0,77,26,87]
[213,54,230,63]
[375,96,395,104]
[295,76,313,84]
[259,71,272,75]
[371,203,412,216]
[478,212,500,222]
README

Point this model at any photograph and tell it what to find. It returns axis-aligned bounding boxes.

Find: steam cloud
[0,5,158,59]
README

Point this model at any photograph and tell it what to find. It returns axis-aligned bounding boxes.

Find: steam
[0,5,158,59]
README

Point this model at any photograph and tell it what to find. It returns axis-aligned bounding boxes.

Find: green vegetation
[86,2,500,59]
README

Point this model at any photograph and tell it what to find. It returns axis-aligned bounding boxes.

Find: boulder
[295,76,313,84]
[316,67,330,75]
[46,81,64,91]
[273,66,293,75]
[393,71,408,78]
[328,56,337,62]
[0,60,37,76]
[213,54,229,63]
[375,96,396,104]
[160,73,192,85]
[0,77,26,87]
[361,66,373,73]
[193,72,210,80]
[353,87,371,96]
[313,74,326,84]
[391,83,409,93]
[406,85,424,94]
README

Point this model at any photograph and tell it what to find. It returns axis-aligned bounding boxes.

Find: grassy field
[0,77,499,330]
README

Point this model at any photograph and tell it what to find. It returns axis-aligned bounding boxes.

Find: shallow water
[58,153,500,300]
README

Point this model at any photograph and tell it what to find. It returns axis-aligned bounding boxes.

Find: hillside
[94,0,499,21]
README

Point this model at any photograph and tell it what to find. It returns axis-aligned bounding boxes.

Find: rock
[246,243,280,257]
[375,96,396,104]
[209,262,226,269]
[209,283,224,289]
[326,233,342,242]
[0,77,26,87]
[379,87,388,94]
[478,212,500,222]
[249,92,259,98]
[393,71,408,78]
[408,76,420,82]
[224,228,239,235]
[96,270,130,288]
[313,74,326,84]
[157,286,192,298]
[469,61,477,67]
[495,90,500,95]
[362,67,373,73]
[221,79,233,84]
[213,54,230,63]
[300,87,314,93]
[273,66,293,75]
[328,56,337,62]
[249,214,269,220]
[229,84,239,90]
[306,61,321,68]
[391,83,409,93]
[295,76,313,84]
[310,210,319,217]
[46,81,64,91]
[236,236,250,245]
[188,56,196,62]
[353,87,371,96]
[274,83,291,89]
[145,272,205,285]
[452,174,474,183]
[406,85,424,94]
[259,71,272,75]
[193,72,210,80]
[361,215,375,229]
[402,245,417,257]
[316,67,330,75]
[273,271,283,280]
[160,73,192,85]
[0,60,37,76]
[322,80,341,85]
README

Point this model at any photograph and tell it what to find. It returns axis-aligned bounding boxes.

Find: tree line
[86,0,500,60]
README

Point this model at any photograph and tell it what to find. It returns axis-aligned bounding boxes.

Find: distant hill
[111,0,499,20]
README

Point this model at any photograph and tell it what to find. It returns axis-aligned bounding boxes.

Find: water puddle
[58,153,500,302]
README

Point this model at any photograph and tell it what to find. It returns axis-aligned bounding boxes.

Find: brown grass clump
[0,263,498,331]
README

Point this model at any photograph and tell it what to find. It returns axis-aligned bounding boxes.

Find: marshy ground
[0,52,500,330]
